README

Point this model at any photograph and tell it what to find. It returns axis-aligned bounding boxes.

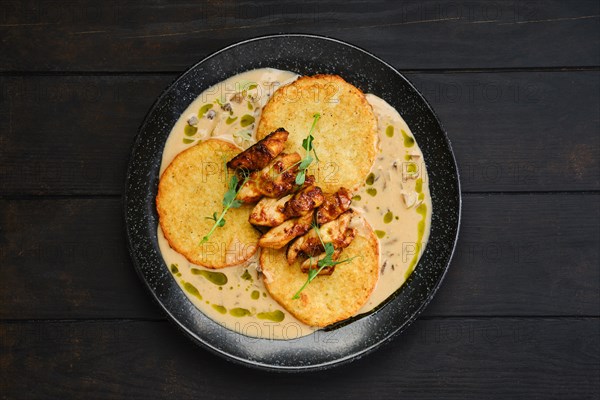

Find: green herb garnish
[292,221,357,299]
[200,172,248,244]
[295,113,321,185]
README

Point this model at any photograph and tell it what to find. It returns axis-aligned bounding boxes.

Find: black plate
[124,34,461,371]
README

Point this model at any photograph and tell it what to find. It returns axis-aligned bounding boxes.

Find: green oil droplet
[251,290,260,300]
[375,230,386,239]
[212,304,227,314]
[240,114,255,127]
[366,188,377,197]
[384,211,393,224]
[402,130,415,147]
[352,195,361,201]
[226,116,238,125]
[247,83,257,90]
[198,103,213,117]
[183,282,202,300]
[241,269,252,281]
[415,178,423,193]
[418,192,425,201]
[170,264,179,274]
[405,203,428,280]
[257,310,285,322]
[406,163,417,173]
[366,172,375,185]
[184,125,197,136]
[386,125,394,137]
[191,269,228,285]
[229,308,252,317]
[182,138,195,144]
[247,101,253,110]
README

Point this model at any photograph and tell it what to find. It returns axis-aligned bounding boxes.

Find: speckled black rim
[124,34,461,372]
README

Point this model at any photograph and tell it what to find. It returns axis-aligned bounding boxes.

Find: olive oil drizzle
[405,178,427,279]
[171,265,286,320]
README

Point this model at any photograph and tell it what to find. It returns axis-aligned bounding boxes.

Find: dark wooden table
[1,1,599,398]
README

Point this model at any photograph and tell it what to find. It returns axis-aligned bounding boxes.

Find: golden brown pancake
[260,217,379,327]
[257,74,378,193]
[157,139,260,268]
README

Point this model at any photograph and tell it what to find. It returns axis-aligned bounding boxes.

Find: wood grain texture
[1,318,598,399]
[1,1,599,398]
[1,194,597,319]
[0,0,598,71]
[1,71,598,195]
[0,199,160,320]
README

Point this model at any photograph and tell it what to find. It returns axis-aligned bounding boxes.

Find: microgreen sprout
[292,220,358,299]
[295,113,321,185]
[200,170,248,244]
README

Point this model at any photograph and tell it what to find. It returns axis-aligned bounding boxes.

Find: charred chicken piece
[257,152,301,197]
[257,211,314,249]
[287,209,356,265]
[226,128,289,171]
[298,226,356,275]
[283,185,324,218]
[316,187,352,224]
[236,171,263,203]
[236,152,301,203]
[299,250,341,276]
[249,195,292,227]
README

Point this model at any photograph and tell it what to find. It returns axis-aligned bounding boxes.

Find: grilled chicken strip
[248,195,292,227]
[235,171,263,203]
[298,227,356,275]
[287,209,355,265]
[283,185,324,218]
[299,249,341,276]
[227,128,288,171]
[257,211,313,249]
[316,187,352,224]
[237,152,301,203]
[249,179,324,227]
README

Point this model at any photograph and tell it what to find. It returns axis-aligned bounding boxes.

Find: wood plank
[1,0,598,71]
[0,318,598,398]
[410,72,600,192]
[426,193,600,316]
[1,194,597,320]
[0,199,161,319]
[1,71,598,195]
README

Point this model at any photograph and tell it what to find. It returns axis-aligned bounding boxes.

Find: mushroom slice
[401,190,417,208]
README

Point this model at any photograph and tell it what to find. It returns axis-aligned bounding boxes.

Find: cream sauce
[356,94,432,313]
[157,68,431,339]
